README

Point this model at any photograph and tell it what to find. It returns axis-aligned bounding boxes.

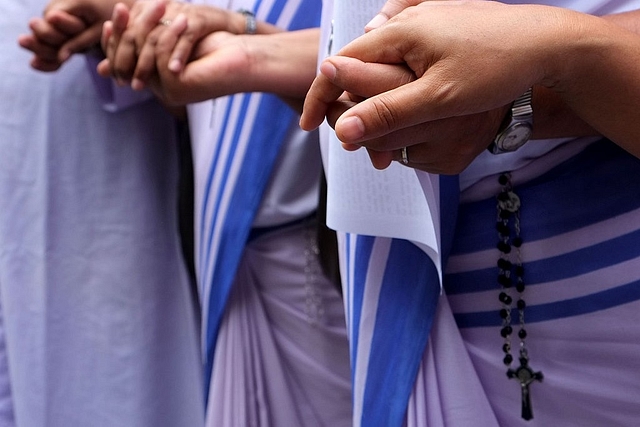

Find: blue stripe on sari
[202,94,294,399]
[444,140,640,329]
[290,0,322,29]
[350,235,374,376]
[359,239,440,427]
[198,99,237,279]
[440,174,460,262]
[200,0,322,402]
[452,141,640,254]
[353,175,460,427]
[447,227,640,294]
[454,278,640,328]
[266,0,288,23]
[201,95,251,283]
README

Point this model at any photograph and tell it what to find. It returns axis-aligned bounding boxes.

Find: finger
[30,55,63,72]
[44,10,95,61]
[100,20,113,57]
[161,14,192,73]
[106,3,130,83]
[112,1,167,84]
[337,20,417,67]
[365,0,424,31]
[131,26,167,90]
[44,10,86,37]
[334,58,528,146]
[320,55,415,99]
[386,144,466,175]
[300,71,351,131]
[130,0,167,55]
[340,114,435,152]
[18,34,62,71]
[365,148,395,170]
[17,34,59,62]
[387,144,445,170]
[361,112,499,174]
[58,25,103,62]
[28,16,68,47]
[96,57,112,77]
[325,94,356,129]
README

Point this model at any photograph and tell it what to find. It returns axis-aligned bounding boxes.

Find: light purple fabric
[0,2,203,425]
[206,223,351,427]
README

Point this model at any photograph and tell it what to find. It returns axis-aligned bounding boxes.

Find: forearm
[532,9,640,153]
[247,28,320,109]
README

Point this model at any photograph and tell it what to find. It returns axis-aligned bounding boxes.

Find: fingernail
[338,116,365,142]
[168,59,182,73]
[365,13,388,31]
[59,49,70,62]
[131,78,144,91]
[319,61,336,81]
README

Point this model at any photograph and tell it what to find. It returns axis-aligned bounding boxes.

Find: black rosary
[496,172,543,421]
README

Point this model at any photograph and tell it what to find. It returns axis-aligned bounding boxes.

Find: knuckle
[371,96,401,134]
[121,31,136,46]
[147,30,160,46]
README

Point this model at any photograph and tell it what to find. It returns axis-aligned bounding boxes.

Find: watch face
[498,122,533,151]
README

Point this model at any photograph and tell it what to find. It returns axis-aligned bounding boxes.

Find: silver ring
[401,147,409,165]
[159,18,172,26]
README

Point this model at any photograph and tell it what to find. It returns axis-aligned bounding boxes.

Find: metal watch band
[488,87,534,154]
[511,87,533,122]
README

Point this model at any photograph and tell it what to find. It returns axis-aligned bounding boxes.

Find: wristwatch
[488,88,533,154]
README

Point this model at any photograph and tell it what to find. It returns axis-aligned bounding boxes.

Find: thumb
[333,79,434,144]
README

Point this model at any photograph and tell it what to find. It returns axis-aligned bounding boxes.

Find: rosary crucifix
[508,357,544,421]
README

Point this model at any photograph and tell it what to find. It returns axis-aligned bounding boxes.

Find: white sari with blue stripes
[190,0,351,425]
[442,139,640,426]
[341,143,640,427]
[324,0,640,425]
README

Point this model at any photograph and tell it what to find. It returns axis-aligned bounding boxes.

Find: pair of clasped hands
[20,0,628,173]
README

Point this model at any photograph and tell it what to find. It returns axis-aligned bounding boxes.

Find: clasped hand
[18,0,129,71]
[97,0,265,105]
[301,0,559,174]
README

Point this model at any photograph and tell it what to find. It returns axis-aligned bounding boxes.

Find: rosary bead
[501,326,513,338]
[499,292,512,305]
[498,258,512,270]
[497,223,510,236]
[498,274,512,287]
[497,241,512,253]
[496,173,542,421]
